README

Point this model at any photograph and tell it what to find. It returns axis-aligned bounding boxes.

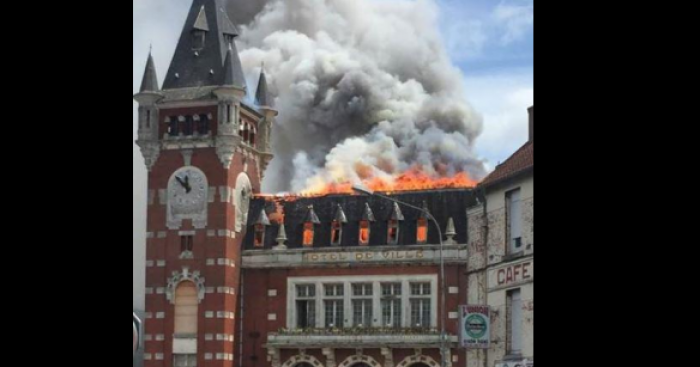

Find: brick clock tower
[134,1,276,366]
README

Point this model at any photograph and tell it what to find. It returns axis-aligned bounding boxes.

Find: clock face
[168,168,207,215]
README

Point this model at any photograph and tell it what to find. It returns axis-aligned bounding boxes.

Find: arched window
[174,282,198,336]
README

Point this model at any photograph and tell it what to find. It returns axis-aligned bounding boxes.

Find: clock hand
[184,176,192,193]
[175,176,186,188]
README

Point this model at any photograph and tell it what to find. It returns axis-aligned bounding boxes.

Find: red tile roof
[480,141,533,188]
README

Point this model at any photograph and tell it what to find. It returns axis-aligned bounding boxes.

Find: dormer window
[331,221,342,246]
[192,30,206,51]
[417,218,428,244]
[254,224,265,248]
[303,222,315,247]
[417,202,430,245]
[359,203,375,247]
[191,6,208,51]
[254,210,271,248]
[331,204,347,246]
[359,221,370,246]
[388,220,400,245]
[387,202,405,246]
[303,205,321,247]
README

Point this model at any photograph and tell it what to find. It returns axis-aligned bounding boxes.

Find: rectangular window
[324,300,344,328]
[359,221,371,246]
[352,283,373,327]
[387,220,399,245]
[174,354,197,367]
[254,224,265,248]
[168,117,178,136]
[507,289,522,355]
[507,189,522,254]
[180,236,193,253]
[331,221,342,246]
[296,285,316,329]
[381,283,402,328]
[303,222,315,247]
[417,218,428,244]
[410,283,431,328]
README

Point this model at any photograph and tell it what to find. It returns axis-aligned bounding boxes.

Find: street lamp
[352,185,448,367]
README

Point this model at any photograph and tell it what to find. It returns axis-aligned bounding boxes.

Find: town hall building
[135,1,479,367]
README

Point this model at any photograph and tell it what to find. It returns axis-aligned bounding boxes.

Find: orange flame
[301,167,478,196]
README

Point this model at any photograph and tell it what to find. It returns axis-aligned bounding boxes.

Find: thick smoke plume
[234,0,486,193]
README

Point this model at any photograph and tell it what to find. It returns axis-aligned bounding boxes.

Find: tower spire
[255,65,273,107]
[163,0,244,90]
[139,51,160,93]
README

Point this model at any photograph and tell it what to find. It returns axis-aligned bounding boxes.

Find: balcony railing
[267,328,455,347]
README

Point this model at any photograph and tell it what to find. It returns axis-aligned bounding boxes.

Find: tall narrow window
[303,222,315,247]
[168,117,178,137]
[249,125,256,146]
[410,283,431,328]
[254,224,265,248]
[359,221,370,246]
[182,116,194,136]
[296,285,316,329]
[352,284,373,327]
[146,110,151,128]
[331,221,342,246]
[507,289,522,355]
[416,218,428,244]
[174,282,198,336]
[381,283,402,328]
[387,220,399,245]
[180,235,194,255]
[324,285,344,328]
[507,189,523,254]
[198,114,209,135]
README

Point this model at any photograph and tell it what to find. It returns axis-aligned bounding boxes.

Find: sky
[132,0,533,309]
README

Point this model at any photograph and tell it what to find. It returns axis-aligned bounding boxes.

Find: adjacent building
[466,107,534,367]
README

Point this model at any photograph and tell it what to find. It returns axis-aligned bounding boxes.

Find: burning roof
[244,189,476,250]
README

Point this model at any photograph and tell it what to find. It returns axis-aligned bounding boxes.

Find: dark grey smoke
[235,0,486,193]
[226,0,268,25]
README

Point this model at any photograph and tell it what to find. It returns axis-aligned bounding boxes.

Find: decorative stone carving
[396,354,440,367]
[268,348,281,367]
[382,348,394,367]
[181,149,194,166]
[281,353,323,367]
[323,348,336,367]
[338,353,380,367]
[136,140,161,171]
[166,267,205,304]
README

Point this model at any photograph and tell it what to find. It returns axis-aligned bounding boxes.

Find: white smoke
[234,0,487,193]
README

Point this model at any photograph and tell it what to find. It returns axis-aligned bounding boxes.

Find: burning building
[239,189,475,367]
[135,1,495,367]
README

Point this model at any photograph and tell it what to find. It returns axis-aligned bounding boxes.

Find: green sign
[459,305,490,349]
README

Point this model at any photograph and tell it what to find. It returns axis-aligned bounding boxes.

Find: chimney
[528,105,534,142]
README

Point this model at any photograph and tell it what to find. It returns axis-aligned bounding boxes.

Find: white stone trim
[396,354,440,367]
[449,312,459,319]
[155,312,165,319]
[268,313,277,321]
[287,275,437,329]
[449,287,459,294]
[338,354,381,367]
[268,289,278,297]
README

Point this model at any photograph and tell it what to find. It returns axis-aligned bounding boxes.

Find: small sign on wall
[458,305,490,349]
